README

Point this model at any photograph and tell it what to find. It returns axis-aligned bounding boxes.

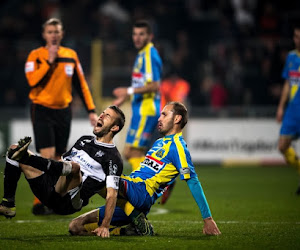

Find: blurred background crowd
[0,0,300,113]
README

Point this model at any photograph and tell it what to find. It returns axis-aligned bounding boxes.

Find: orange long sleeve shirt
[25,46,95,112]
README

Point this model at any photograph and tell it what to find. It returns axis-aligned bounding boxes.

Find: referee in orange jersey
[24,18,98,214]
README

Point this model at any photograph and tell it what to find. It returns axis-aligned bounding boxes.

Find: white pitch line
[0,219,299,225]
[0,208,299,225]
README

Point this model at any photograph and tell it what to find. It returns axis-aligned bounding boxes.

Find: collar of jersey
[138,42,153,54]
[93,137,115,148]
[163,132,183,140]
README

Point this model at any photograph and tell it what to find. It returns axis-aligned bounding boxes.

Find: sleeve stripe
[174,134,188,168]
[145,46,153,82]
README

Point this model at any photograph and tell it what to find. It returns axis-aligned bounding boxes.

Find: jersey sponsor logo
[109,160,118,175]
[132,72,144,88]
[141,155,164,172]
[95,150,104,158]
[289,71,300,85]
[25,61,34,73]
[65,65,74,77]
[180,167,190,175]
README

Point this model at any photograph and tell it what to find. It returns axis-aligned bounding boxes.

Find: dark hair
[168,101,188,129]
[108,105,125,135]
[42,18,63,31]
[133,20,152,34]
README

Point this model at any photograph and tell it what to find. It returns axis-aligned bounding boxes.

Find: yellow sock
[284,147,300,174]
[128,157,144,172]
[110,227,121,236]
[84,222,99,233]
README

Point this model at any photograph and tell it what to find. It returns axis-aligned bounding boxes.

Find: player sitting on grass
[0,106,152,238]
[69,102,221,236]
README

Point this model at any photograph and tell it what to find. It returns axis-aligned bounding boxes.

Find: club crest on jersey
[65,65,74,77]
[155,149,165,158]
[142,156,163,172]
[95,150,104,158]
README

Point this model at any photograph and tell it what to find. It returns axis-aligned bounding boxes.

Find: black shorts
[26,173,80,215]
[30,104,71,154]
[27,173,106,215]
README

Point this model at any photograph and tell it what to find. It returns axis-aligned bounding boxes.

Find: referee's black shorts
[30,103,71,154]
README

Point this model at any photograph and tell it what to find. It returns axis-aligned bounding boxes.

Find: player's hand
[89,112,98,126]
[202,217,221,235]
[48,45,59,64]
[92,226,110,238]
[276,107,284,123]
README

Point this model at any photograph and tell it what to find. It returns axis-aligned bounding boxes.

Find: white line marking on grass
[0,219,299,225]
[150,208,168,215]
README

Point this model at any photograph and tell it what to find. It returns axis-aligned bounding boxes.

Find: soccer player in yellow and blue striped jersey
[276,23,300,194]
[70,102,221,236]
[113,20,162,172]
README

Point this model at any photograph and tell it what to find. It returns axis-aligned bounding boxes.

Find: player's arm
[113,49,161,106]
[171,141,220,235]
[92,187,118,238]
[276,80,290,123]
[186,177,221,235]
[72,52,97,125]
[112,81,159,107]
[25,50,57,88]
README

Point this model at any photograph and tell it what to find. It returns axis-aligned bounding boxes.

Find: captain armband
[106,176,120,190]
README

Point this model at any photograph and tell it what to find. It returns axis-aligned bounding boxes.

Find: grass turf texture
[0,161,300,249]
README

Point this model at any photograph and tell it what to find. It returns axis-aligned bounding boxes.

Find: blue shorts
[121,178,156,213]
[280,107,300,139]
[98,206,130,226]
[126,114,159,148]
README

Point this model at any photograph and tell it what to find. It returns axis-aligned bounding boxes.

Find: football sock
[2,161,22,206]
[84,222,99,233]
[128,156,144,172]
[24,155,64,176]
[284,147,300,174]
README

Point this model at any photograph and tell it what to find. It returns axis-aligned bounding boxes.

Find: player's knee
[68,219,81,235]
[278,142,288,154]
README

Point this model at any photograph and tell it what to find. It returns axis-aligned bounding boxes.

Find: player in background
[112,20,162,172]
[276,23,300,195]
[69,102,221,236]
[24,18,98,214]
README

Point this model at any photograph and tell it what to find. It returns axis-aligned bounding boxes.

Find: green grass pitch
[0,163,300,249]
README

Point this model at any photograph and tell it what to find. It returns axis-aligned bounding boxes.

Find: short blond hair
[42,18,63,31]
